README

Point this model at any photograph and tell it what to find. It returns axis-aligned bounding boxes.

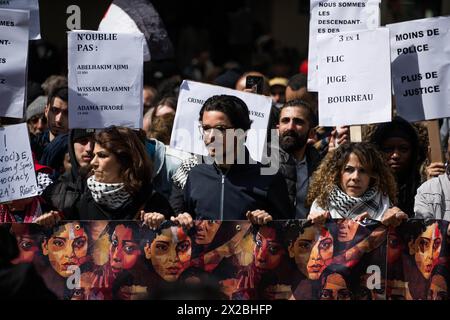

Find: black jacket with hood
[41,129,91,217]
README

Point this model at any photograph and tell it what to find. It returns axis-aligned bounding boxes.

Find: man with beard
[277,99,322,218]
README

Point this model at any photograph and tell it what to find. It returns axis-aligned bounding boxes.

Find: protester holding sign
[144,95,293,229]
[306,142,407,226]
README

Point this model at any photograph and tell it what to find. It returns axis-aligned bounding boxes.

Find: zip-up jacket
[183,160,294,220]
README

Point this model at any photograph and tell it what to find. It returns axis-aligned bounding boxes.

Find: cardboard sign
[0,123,38,203]
[0,8,29,119]
[308,0,381,92]
[170,80,272,162]
[388,16,450,122]
[68,31,144,129]
[317,28,391,126]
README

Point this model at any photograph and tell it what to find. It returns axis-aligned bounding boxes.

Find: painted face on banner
[70,272,108,300]
[254,226,285,271]
[116,285,149,300]
[358,273,386,300]
[42,222,88,278]
[387,228,404,265]
[145,227,192,282]
[408,222,442,280]
[109,224,141,275]
[386,279,412,300]
[261,284,293,300]
[427,273,448,300]
[337,219,359,243]
[10,224,39,264]
[320,273,352,300]
[288,226,333,280]
[194,220,221,245]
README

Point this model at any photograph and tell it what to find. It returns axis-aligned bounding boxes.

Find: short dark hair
[199,95,252,131]
[279,99,318,128]
[47,86,68,106]
[287,74,307,90]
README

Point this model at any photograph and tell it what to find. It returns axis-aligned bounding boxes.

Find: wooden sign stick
[427,120,443,163]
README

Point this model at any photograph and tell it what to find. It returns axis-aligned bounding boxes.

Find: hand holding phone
[245,76,264,94]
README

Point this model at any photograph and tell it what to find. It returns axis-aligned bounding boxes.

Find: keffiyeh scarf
[87,176,131,210]
[327,186,387,220]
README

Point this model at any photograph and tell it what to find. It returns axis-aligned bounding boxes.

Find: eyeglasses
[198,124,234,137]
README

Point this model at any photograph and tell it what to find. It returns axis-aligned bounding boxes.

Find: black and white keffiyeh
[87,176,131,210]
[327,186,388,220]
[172,155,199,189]
[36,172,53,195]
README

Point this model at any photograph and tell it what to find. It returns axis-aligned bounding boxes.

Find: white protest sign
[387,16,450,122]
[68,31,144,129]
[308,0,380,92]
[0,123,38,203]
[0,0,40,39]
[170,80,272,162]
[0,8,29,119]
[317,28,391,126]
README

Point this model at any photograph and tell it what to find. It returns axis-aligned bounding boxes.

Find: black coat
[183,160,294,220]
[70,184,173,220]
[0,263,56,300]
[278,145,322,212]
[41,129,89,217]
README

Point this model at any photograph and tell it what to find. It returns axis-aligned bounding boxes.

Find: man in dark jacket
[277,99,322,218]
[31,86,69,160]
[41,129,94,219]
[185,95,293,222]
[144,95,294,229]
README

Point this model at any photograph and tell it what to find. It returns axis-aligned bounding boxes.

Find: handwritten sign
[317,28,391,126]
[387,16,450,122]
[170,80,272,162]
[0,123,38,203]
[68,31,144,129]
[308,0,380,92]
[0,8,29,119]
[0,0,40,39]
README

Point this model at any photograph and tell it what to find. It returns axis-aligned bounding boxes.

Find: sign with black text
[0,8,29,119]
[317,28,391,126]
[388,16,450,122]
[170,80,272,162]
[0,123,38,203]
[308,0,380,92]
[0,0,39,39]
[68,31,144,129]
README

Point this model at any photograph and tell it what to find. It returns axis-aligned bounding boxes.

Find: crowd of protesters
[2,12,450,301]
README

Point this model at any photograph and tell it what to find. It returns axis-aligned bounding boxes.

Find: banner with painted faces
[4,219,447,300]
[386,219,450,300]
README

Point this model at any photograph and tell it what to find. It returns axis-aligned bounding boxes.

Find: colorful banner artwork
[3,219,449,300]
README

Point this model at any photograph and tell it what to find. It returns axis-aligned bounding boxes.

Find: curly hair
[93,126,152,197]
[306,142,397,208]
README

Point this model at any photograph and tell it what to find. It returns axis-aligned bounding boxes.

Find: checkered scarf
[87,176,131,210]
[327,185,382,219]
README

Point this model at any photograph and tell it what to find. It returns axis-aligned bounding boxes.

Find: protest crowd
[1,0,450,301]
